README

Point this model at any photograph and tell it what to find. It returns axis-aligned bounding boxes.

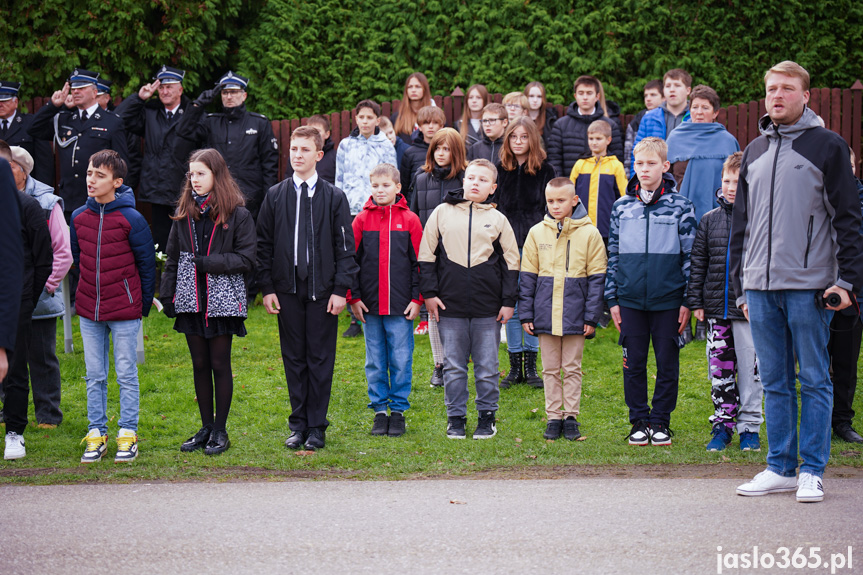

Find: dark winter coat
[284,137,337,185]
[1,111,54,186]
[349,194,423,316]
[176,103,278,218]
[256,177,358,300]
[454,118,483,148]
[547,102,624,180]
[686,191,745,320]
[159,206,257,317]
[118,93,196,206]
[494,160,557,248]
[539,106,558,150]
[70,186,156,321]
[399,133,430,204]
[17,190,53,307]
[0,159,24,352]
[467,132,504,164]
[29,103,129,214]
[410,166,464,228]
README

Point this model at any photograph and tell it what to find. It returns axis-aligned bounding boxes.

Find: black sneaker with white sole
[446,416,467,439]
[649,423,673,446]
[627,419,650,446]
[473,411,497,439]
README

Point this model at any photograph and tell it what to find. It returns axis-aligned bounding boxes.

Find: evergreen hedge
[3,1,861,118]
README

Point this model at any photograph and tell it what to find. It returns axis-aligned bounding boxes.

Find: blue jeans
[364,314,414,413]
[746,290,833,478]
[79,317,141,434]
[507,252,538,353]
[438,316,501,417]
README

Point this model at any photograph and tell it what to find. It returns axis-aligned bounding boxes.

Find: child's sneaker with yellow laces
[80,429,107,463]
[114,428,138,463]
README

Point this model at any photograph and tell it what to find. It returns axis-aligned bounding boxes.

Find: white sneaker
[796,472,824,503]
[736,469,797,496]
[4,432,26,460]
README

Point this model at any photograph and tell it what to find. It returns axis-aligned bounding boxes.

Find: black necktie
[297,182,311,280]
[166,111,174,121]
[0,119,7,134]
[81,111,89,123]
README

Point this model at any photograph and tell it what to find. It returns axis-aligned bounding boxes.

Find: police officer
[97,77,142,193]
[175,71,278,219]
[28,69,129,217]
[0,81,54,186]
[118,66,195,250]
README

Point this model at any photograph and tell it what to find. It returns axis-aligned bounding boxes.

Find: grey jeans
[437,316,501,417]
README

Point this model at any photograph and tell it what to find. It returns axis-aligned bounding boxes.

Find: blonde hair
[633,137,668,163]
[418,105,446,126]
[502,92,529,111]
[765,61,810,91]
[587,120,612,138]
[722,151,743,175]
[466,158,498,183]
[369,163,400,184]
[547,177,576,197]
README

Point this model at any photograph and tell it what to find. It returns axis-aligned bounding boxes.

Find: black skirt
[173,312,247,338]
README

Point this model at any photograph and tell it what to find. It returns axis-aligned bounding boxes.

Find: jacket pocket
[123,279,134,304]
[803,215,814,269]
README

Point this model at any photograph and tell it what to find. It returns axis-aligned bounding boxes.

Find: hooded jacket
[547,102,624,179]
[17,190,53,309]
[70,186,155,321]
[569,155,627,238]
[730,107,863,301]
[399,133,431,204]
[519,204,607,336]
[349,194,423,315]
[667,121,740,221]
[605,172,697,311]
[410,166,464,228]
[467,131,505,164]
[495,160,557,248]
[335,127,397,215]
[686,189,745,320]
[631,102,691,169]
[418,190,520,318]
[0,160,23,352]
[26,176,72,320]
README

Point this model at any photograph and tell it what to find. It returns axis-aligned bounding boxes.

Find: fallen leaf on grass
[162,334,169,338]
[449,500,467,505]
[295,450,316,456]
[525,454,537,459]
[143,335,149,341]
[576,436,586,441]
[530,408,538,413]
[243,347,248,351]
[161,415,167,420]
[546,439,555,443]
[839,450,860,457]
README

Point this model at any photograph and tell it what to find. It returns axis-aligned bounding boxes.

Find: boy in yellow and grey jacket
[569,120,627,241]
[519,178,607,441]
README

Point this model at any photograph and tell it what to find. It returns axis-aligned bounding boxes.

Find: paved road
[2,478,861,574]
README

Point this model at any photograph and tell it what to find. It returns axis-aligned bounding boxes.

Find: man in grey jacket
[730,61,863,503]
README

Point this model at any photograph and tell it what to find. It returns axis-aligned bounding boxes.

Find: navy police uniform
[175,71,278,219]
[0,81,55,187]
[27,70,129,215]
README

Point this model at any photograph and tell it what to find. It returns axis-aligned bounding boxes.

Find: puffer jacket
[467,131,504,164]
[519,203,607,335]
[730,107,863,301]
[605,172,697,311]
[335,127,397,215]
[686,190,744,320]
[70,186,155,321]
[418,190,520,318]
[350,194,423,315]
[569,155,627,238]
[159,206,257,317]
[410,166,464,228]
[17,191,53,308]
[495,160,557,248]
[631,102,691,169]
[399,133,430,202]
[547,102,624,179]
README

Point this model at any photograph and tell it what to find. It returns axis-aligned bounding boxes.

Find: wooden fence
[18,81,863,183]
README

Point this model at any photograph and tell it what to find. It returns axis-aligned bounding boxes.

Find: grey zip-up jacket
[730,107,863,304]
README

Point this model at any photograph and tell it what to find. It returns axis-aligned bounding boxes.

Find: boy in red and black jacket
[349,163,423,437]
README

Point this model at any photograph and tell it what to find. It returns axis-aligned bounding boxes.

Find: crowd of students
[2,61,862,504]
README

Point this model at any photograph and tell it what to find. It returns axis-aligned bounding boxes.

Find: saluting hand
[138,80,161,100]
[51,82,70,107]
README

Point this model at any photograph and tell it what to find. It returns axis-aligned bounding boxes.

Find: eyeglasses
[481,118,505,125]
[509,134,529,143]
[504,104,523,110]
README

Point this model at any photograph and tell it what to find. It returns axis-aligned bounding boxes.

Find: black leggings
[185,334,234,430]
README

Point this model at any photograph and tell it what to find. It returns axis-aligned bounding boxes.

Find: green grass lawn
[2,305,861,484]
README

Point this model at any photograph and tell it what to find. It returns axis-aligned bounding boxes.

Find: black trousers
[276,279,338,432]
[27,317,63,425]
[2,299,35,435]
[828,311,862,427]
[619,306,681,426]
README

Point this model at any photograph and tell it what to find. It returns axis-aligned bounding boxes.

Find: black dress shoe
[304,428,326,450]
[180,425,212,452]
[285,430,307,449]
[834,422,863,443]
[204,429,231,455]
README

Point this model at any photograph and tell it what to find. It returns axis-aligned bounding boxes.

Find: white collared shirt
[292,172,318,264]
[78,102,99,120]
[164,104,180,117]
[3,110,17,126]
